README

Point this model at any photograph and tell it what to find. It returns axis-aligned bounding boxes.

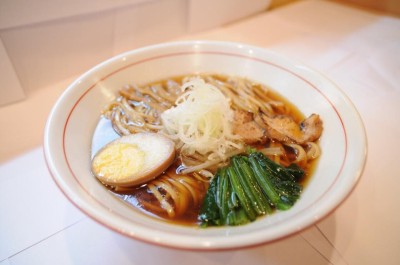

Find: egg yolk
[92,143,145,182]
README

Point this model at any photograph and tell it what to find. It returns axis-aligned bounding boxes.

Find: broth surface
[91,74,321,226]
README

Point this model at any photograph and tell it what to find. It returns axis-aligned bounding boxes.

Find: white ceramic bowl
[44,41,367,250]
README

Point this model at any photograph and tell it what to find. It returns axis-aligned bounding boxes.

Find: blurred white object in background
[188,0,270,31]
[0,0,270,106]
[0,38,25,105]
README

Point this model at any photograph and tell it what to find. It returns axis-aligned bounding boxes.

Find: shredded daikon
[161,78,243,162]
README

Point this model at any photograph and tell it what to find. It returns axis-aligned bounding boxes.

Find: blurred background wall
[334,0,400,16]
[271,0,400,14]
[0,0,270,106]
[0,0,399,106]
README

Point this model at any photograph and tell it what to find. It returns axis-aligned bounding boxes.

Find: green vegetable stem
[199,151,304,227]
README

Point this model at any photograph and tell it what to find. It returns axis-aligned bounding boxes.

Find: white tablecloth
[1,1,399,264]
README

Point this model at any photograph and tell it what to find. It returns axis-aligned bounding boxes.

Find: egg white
[91,132,175,187]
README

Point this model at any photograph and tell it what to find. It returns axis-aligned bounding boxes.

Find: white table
[1,1,400,264]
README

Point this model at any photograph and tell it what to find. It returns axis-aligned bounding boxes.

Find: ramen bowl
[44,41,367,250]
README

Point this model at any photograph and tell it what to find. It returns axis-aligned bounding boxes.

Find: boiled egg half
[91,132,175,187]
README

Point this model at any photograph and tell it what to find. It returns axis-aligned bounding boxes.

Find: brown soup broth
[111,173,207,226]
[92,74,319,226]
